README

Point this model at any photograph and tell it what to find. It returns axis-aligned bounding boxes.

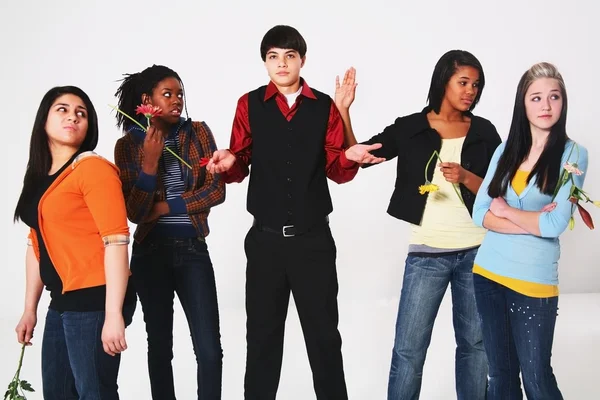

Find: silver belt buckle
[282,225,295,237]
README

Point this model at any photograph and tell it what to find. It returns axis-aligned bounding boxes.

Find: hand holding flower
[418,150,464,203]
[439,162,466,184]
[15,311,36,347]
[206,150,236,174]
[141,125,165,174]
[109,104,192,169]
[540,202,557,213]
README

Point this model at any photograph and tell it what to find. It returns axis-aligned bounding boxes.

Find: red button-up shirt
[222,79,358,184]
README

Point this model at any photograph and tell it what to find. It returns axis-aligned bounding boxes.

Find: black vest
[247,86,333,232]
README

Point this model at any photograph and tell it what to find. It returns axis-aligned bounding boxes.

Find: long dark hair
[426,50,485,114]
[114,64,187,130]
[14,86,99,222]
[488,62,568,198]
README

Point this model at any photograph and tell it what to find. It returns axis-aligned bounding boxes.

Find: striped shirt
[156,122,194,231]
[114,118,225,243]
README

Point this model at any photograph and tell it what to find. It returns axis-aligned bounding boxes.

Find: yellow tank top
[410,137,486,249]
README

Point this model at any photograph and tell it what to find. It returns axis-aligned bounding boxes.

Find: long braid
[114,72,145,130]
[180,78,190,120]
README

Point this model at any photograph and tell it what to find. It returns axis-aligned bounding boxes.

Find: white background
[1,0,598,398]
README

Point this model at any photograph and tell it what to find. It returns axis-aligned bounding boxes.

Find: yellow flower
[419,183,439,195]
[568,216,575,230]
[593,200,600,208]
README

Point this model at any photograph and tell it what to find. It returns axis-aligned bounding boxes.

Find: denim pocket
[186,237,209,256]
[132,239,158,257]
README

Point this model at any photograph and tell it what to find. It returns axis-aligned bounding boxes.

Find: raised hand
[345,143,386,164]
[206,150,236,174]
[142,124,165,174]
[335,67,357,110]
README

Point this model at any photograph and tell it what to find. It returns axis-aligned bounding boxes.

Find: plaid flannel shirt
[114,119,225,243]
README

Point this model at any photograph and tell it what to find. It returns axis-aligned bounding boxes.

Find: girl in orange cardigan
[13,86,136,400]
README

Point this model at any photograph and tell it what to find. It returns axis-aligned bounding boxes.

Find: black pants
[131,237,222,400]
[243,224,348,400]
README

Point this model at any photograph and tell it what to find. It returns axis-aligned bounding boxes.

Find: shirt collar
[264,77,317,101]
[409,107,477,138]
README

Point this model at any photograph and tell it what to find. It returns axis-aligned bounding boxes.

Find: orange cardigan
[28,152,130,293]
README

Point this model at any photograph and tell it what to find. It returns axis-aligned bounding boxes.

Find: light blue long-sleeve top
[473,140,588,285]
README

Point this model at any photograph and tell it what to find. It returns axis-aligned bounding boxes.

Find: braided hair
[114,64,189,130]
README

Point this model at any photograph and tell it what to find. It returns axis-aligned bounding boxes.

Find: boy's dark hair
[114,64,187,129]
[426,50,485,114]
[260,25,307,61]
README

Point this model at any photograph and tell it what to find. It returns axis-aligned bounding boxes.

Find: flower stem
[108,104,192,170]
[434,152,465,205]
[424,150,439,182]
[14,342,25,381]
[145,119,192,169]
[166,148,192,169]
[551,169,567,202]
[551,142,580,202]
[108,104,148,132]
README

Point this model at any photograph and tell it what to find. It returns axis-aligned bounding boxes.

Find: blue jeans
[473,274,563,399]
[388,248,487,399]
[41,303,135,400]
[131,236,222,400]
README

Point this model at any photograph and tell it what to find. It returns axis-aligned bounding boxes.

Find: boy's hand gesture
[345,143,385,164]
[207,150,236,174]
[335,67,357,110]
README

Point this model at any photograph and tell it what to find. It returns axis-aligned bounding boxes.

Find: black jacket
[363,108,502,225]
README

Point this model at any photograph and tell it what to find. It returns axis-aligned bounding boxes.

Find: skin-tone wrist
[105,310,123,318]
[142,161,158,175]
[156,201,170,216]
[462,169,472,185]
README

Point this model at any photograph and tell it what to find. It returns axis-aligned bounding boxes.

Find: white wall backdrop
[1,0,598,398]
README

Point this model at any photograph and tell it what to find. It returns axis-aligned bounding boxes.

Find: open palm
[345,143,385,164]
[335,67,357,110]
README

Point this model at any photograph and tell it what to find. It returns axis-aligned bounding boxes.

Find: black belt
[253,217,329,238]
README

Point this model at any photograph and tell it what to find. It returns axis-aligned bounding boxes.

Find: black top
[21,156,135,312]
[362,108,502,225]
[246,85,333,233]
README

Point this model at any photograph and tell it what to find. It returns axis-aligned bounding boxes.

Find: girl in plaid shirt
[114,65,225,400]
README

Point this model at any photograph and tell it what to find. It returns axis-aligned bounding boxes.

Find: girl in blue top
[472,62,588,399]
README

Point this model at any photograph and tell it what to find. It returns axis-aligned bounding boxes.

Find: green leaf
[4,389,10,400]
[19,381,33,392]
